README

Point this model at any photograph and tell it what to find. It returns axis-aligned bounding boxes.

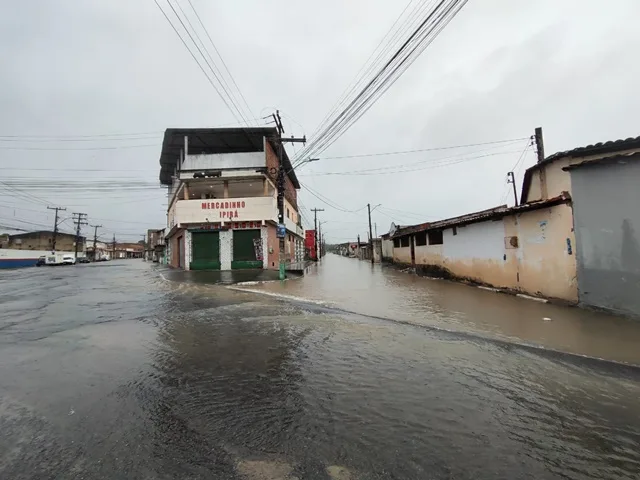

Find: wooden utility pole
[47,206,66,251]
[311,208,324,261]
[357,234,360,260]
[90,224,102,262]
[272,110,306,279]
[367,203,374,264]
[72,213,88,260]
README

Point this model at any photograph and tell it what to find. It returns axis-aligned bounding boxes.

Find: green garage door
[190,231,220,270]
[232,229,262,270]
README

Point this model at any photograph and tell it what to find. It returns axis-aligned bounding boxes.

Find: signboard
[253,238,264,261]
[277,224,286,238]
[201,200,247,219]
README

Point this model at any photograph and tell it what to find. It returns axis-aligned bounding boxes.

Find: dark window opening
[415,231,427,246]
[452,226,457,236]
[393,238,400,248]
[400,236,410,248]
[428,230,443,245]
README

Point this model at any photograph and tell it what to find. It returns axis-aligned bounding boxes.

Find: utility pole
[272,110,306,280]
[72,213,88,260]
[47,206,66,252]
[507,171,518,206]
[534,127,545,163]
[311,208,324,261]
[374,223,377,238]
[112,234,116,260]
[534,126,548,200]
[90,224,102,262]
[357,234,360,260]
[367,203,374,264]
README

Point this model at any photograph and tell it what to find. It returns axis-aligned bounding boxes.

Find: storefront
[231,229,262,269]
[190,231,220,270]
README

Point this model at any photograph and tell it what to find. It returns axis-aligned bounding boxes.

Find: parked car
[62,254,76,265]
[36,256,46,267]
[77,256,90,264]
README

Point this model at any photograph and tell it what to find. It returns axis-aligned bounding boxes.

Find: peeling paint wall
[393,246,412,264]
[570,161,640,316]
[390,204,577,301]
[515,204,577,301]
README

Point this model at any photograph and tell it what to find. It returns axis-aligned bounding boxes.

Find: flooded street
[1,260,640,479]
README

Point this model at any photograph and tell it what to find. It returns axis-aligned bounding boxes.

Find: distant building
[146,228,166,263]
[388,134,640,316]
[3,231,85,253]
[158,127,304,271]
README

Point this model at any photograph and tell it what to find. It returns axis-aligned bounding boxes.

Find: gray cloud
[1,0,638,243]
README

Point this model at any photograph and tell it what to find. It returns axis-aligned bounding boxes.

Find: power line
[185,0,257,124]
[152,0,249,126]
[0,144,157,151]
[296,0,469,162]
[303,149,523,176]
[320,138,528,160]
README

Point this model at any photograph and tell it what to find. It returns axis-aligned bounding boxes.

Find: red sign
[201,200,246,219]
[305,229,316,260]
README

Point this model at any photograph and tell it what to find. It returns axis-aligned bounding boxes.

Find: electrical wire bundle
[295,0,470,164]
[153,0,256,126]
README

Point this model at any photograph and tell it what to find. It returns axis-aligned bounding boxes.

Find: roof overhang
[158,127,300,188]
[392,193,571,238]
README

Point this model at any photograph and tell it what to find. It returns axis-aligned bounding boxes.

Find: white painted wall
[381,238,393,259]
[442,221,505,262]
[175,197,277,225]
[182,152,264,170]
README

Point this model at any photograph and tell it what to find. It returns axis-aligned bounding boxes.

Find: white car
[62,254,76,265]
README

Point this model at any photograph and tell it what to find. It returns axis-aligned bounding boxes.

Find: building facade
[389,134,640,310]
[3,231,85,253]
[159,128,305,271]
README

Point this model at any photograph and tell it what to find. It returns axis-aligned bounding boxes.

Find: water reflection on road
[0,260,639,479]
[244,254,640,365]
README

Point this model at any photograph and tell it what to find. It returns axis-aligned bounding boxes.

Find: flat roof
[158,127,300,188]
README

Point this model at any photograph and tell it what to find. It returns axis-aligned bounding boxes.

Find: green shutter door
[232,229,263,269]
[190,232,221,270]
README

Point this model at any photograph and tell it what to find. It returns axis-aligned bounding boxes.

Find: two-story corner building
[158,127,305,271]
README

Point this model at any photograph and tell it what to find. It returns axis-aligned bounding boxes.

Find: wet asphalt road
[1,260,640,479]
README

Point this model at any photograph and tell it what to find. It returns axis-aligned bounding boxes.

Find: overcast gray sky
[1,0,639,244]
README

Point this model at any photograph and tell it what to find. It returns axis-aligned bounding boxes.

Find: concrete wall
[513,204,577,301]
[381,238,393,261]
[570,160,640,316]
[391,204,577,301]
[524,147,640,203]
[182,152,264,170]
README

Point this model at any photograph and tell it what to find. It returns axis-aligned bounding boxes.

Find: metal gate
[232,229,262,269]
[190,231,220,270]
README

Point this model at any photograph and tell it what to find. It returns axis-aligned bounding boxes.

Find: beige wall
[514,204,577,301]
[390,204,578,301]
[393,245,412,264]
